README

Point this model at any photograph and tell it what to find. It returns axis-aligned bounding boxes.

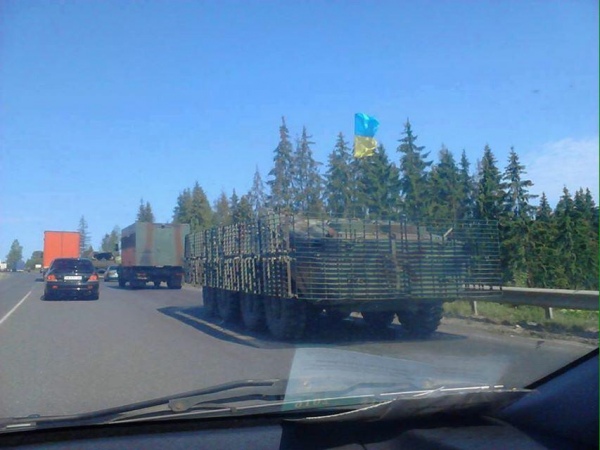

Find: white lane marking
[0,290,32,326]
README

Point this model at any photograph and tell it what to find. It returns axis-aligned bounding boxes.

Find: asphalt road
[0,272,595,418]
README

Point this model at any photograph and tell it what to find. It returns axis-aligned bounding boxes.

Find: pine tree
[247,167,267,217]
[527,192,557,287]
[233,194,254,223]
[78,216,90,256]
[354,144,400,219]
[457,150,474,220]
[213,191,232,226]
[397,120,432,220]
[572,188,599,289]
[535,192,552,221]
[267,117,295,211]
[324,133,353,217]
[136,199,155,222]
[500,147,536,284]
[474,145,504,221]
[100,226,120,252]
[5,239,23,271]
[173,182,212,231]
[292,126,324,215]
[553,187,577,288]
[428,146,461,222]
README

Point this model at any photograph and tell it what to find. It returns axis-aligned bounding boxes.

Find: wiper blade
[290,386,531,423]
[0,379,288,432]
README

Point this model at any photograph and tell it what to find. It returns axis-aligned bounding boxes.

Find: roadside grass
[443,300,599,335]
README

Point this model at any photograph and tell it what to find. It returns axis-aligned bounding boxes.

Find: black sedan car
[44,258,100,300]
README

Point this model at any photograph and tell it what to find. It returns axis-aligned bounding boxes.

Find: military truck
[119,222,190,289]
[185,214,501,339]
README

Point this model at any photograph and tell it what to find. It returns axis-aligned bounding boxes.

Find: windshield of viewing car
[0,0,597,425]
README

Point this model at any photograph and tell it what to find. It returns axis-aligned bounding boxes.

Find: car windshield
[51,260,94,272]
[0,0,597,427]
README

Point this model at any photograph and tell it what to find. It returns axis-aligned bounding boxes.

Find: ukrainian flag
[354,113,379,158]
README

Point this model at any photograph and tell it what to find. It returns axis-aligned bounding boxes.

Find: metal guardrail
[467,286,599,319]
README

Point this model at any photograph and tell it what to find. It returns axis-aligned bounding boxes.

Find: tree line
[166,117,598,290]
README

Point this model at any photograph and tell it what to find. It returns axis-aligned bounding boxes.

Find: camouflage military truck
[185,213,501,340]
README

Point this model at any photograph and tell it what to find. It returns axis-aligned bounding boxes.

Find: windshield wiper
[0,379,288,432]
[0,381,530,433]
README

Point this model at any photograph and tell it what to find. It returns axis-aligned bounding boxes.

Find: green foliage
[247,167,267,217]
[233,194,254,223]
[427,146,461,222]
[173,181,213,232]
[353,144,400,219]
[325,133,354,217]
[499,148,536,284]
[101,226,120,252]
[291,126,324,215]
[213,191,232,227]
[397,120,431,219]
[474,145,504,221]
[6,239,23,270]
[77,215,90,257]
[136,199,155,222]
[267,117,295,211]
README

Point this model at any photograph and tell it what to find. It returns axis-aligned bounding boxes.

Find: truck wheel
[118,278,126,288]
[264,296,307,340]
[217,290,240,322]
[396,304,443,338]
[203,287,217,316]
[361,311,394,330]
[154,281,161,288]
[167,279,182,289]
[240,293,266,331]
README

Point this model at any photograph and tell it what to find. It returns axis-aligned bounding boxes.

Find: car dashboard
[0,350,596,450]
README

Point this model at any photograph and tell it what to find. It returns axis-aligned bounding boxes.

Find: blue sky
[1,0,598,259]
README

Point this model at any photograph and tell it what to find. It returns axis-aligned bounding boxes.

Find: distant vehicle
[82,250,118,276]
[12,260,26,272]
[104,265,119,282]
[118,222,189,289]
[42,231,81,273]
[44,258,99,300]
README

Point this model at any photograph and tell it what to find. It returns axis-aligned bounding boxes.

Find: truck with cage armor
[185,214,501,340]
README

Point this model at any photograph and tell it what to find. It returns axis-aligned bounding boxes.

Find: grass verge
[444,300,599,337]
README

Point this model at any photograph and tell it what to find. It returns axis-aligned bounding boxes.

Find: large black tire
[264,296,307,340]
[203,287,217,316]
[167,280,182,289]
[44,290,54,301]
[216,289,240,323]
[396,303,444,338]
[361,311,395,330]
[240,293,266,331]
[118,278,126,288]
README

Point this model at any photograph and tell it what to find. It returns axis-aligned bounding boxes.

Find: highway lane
[0,273,596,418]
[0,272,38,322]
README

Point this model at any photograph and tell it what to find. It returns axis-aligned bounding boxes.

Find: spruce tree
[247,167,267,217]
[292,126,324,215]
[267,117,295,211]
[397,120,431,220]
[428,146,461,222]
[474,145,504,221]
[354,144,400,219]
[500,147,535,284]
[324,133,353,217]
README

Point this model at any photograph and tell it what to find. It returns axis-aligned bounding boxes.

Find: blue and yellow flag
[354,113,379,158]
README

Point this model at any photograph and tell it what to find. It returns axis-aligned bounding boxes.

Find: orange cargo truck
[43,231,81,271]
